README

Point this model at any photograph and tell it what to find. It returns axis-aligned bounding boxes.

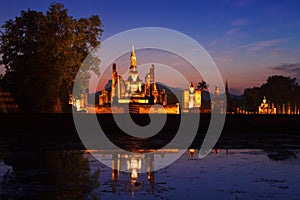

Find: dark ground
[0,113,299,150]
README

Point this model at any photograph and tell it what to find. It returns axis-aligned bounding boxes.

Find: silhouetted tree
[0,3,103,112]
[243,86,262,111]
[197,80,209,91]
[243,75,300,112]
[261,75,299,106]
[197,80,209,108]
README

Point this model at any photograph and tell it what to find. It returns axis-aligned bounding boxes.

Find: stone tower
[225,80,232,112]
[111,63,118,102]
[130,44,136,69]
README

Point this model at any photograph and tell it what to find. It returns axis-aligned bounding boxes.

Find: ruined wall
[139,104,180,114]
[88,105,125,114]
[88,104,180,114]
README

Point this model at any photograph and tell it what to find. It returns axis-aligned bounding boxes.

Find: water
[0,149,299,199]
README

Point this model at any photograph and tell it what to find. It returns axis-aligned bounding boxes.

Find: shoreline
[0,113,299,150]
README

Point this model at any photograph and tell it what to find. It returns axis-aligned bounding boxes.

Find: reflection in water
[189,148,222,157]
[215,148,220,156]
[0,150,100,199]
[188,149,196,157]
[265,149,297,161]
[109,152,155,196]
[110,152,154,194]
[0,148,299,199]
[92,149,171,191]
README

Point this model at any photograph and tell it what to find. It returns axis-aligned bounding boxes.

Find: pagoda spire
[130,44,137,68]
[225,79,229,93]
[225,79,232,113]
[131,44,135,56]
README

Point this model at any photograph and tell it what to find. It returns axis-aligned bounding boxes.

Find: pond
[0,149,299,199]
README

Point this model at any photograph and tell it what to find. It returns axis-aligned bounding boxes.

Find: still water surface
[0,149,299,199]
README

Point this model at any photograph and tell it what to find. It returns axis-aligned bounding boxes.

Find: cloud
[240,38,288,52]
[270,63,300,72]
[225,18,248,36]
[268,51,280,57]
[269,62,300,78]
[213,56,232,64]
[232,19,248,26]
[226,27,240,35]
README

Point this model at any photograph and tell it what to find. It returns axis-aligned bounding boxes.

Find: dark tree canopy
[0,3,103,112]
[243,75,300,111]
[261,75,299,105]
[243,86,261,111]
[197,80,209,91]
[197,80,210,108]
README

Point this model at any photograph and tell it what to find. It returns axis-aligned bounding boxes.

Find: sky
[1,0,300,94]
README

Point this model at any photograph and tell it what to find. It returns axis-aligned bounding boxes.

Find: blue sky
[1,0,300,94]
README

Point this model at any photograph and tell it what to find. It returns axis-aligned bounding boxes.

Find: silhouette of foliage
[243,75,300,112]
[0,3,103,112]
[1,151,100,199]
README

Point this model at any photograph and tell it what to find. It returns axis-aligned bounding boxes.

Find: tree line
[0,3,103,112]
[195,75,300,113]
[242,75,300,112]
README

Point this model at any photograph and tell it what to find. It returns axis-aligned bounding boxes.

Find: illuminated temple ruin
[99,45,167,106]
[93,45,204,114]
[181,82,201,112]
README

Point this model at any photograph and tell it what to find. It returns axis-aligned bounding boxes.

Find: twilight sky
[1,0,300,94]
